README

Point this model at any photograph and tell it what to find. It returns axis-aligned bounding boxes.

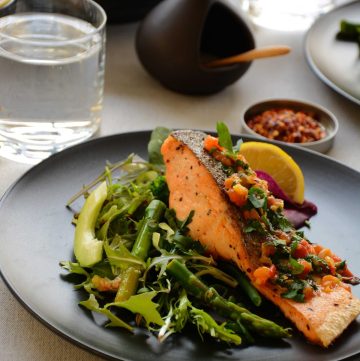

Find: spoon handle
[205,45,291,68]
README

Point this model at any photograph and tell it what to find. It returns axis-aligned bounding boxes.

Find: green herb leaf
[336,260,346,271]
[267,210,293,232]
[290,240,300,255]
[291,231,304,243]
[306,254,330,273]
[244,220,266,235]
[248,187,267,209]
[216,122,234,154]
[235,158,249,170]
[282,289,304,302]
[281,280,306,302]
[289,257,304,275]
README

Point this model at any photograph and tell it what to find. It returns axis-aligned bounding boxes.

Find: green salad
[336,19,360,48]
[60,126,291,346]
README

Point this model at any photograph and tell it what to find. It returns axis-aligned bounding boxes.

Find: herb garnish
[248,187,267,209]
[61,127,291,344]
[216,121,234,155]
[206,123,358,303]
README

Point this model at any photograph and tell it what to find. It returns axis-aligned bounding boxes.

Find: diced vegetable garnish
[60,127,293,345]
[61,124,359,348]
[203,123,359,302]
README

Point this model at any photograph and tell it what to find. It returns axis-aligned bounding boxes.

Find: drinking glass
[0,0,106,163]
[240,0,335,31]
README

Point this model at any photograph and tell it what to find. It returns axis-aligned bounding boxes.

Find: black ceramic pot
[136,0,255,95]
[95,0,163,24]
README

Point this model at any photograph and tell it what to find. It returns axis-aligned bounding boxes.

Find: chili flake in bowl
[241,99,339,153]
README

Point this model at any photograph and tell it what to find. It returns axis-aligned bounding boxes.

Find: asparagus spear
[115,199,166,301]
[166,259,291,339]
[219,262,262,307]
[225,320,255,344]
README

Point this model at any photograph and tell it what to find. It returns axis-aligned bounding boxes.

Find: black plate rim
[0,130,360,361]
[304,0,360,106]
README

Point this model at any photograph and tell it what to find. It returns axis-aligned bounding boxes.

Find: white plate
[305,0,360,105]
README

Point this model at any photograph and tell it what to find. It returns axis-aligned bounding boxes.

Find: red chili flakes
[246,108,326,144]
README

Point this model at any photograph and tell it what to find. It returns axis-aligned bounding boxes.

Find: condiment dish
[240,99,339,153]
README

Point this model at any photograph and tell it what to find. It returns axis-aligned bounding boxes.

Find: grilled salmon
[161,130,360,347]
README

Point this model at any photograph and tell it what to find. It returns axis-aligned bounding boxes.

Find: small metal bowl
[240,99,339,153]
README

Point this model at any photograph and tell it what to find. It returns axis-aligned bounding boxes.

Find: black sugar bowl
[135,0,255,95]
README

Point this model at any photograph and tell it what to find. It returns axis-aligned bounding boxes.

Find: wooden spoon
[204,45,291,68]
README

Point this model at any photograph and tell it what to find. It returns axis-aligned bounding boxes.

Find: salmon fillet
[161,130,360,347]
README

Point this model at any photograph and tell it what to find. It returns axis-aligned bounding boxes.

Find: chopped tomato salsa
[203,135,359,302]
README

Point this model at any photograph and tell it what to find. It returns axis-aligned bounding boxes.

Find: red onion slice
[255,170,317,229]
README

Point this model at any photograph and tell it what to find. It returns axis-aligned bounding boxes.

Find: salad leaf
[60,261,89,277]
[104,239,146,272]
[79,294,133,330]
[91,261,115,279]
[190,305,242,345]
[158,290,191,342]
[59,261,93,291]
[108,291,164,327]
[159,290,242,345]
[148,127,171,165]
[62,127,293,345]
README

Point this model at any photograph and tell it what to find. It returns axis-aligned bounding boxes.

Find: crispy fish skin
[161,130,360,347]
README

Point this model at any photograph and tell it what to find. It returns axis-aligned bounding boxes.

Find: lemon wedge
[239,141,305,204]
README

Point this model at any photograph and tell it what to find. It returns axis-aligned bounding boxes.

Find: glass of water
[0,0,106,163]
[241,0,335,31]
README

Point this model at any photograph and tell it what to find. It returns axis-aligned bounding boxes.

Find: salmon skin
[161,130,360,347]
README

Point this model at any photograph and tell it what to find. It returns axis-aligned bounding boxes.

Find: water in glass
[0,12,105,163]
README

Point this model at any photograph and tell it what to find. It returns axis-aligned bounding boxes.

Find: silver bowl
[240,99,339,153]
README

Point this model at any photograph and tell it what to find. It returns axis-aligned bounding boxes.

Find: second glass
[0,0,107,163]
[241,0,334,31]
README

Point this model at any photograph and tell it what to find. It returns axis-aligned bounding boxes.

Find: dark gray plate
[305,0,360,105]
[0,131,359,361]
